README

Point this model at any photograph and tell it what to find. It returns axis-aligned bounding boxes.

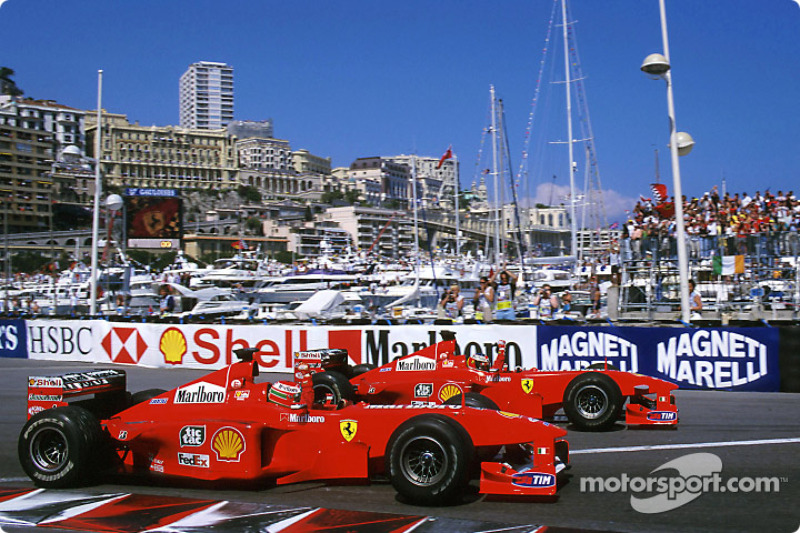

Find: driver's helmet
[268,380,302,408]
[467,352,490,371]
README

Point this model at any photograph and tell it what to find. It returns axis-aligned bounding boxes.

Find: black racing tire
[563,372,623,432]
[387,415,474,506]
[443,392,499,410]
[18,406,106,488]
[349,363,376,378]
[312,371,354,408]
[129,388,168,406]
[443,393,501,460]
[588,362,619,371]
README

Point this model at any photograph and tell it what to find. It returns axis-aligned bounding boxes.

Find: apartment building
[0,96,86,156]
[0,111,54,232]
[179,61,234,130]
[85,112,237,191]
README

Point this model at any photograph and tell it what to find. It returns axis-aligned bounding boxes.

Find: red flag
[654,202,675,219]
[651,183,668,204]
[437,146,453,169]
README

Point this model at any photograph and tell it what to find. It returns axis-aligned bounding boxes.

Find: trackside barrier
[3,319,790,392]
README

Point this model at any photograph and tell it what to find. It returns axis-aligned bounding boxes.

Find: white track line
[571,437,800,455]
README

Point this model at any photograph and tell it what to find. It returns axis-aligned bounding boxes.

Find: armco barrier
[4,318,794,392]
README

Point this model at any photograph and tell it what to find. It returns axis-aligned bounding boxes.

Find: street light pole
[90,69,103,316]
[645,0,692,323]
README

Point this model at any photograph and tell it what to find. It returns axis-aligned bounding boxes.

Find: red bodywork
[25,360,569,499]
[347,339,679,427]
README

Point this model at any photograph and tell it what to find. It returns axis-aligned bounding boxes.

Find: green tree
[321,190,344,204]
[0,67,23,97]
[237,185,261,203]
[245,216,263,235]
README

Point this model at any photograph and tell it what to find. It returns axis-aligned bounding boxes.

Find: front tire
[563,372,623,431]
[18,406,105,488]
[387,415,474,506]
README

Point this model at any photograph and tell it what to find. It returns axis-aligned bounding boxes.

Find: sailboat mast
[561,0,578,259]
[454,154,461,257]
[490,85,501,266]
[411,155,421,305]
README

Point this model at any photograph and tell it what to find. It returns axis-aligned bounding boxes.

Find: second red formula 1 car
[302,334,678,431]
[20,350,569,506]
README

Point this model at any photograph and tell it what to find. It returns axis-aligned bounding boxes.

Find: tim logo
[647,411,678,422]
[101,327,148,364]
[512,472,556,488]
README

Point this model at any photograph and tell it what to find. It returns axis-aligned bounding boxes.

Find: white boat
[249,272,360,304]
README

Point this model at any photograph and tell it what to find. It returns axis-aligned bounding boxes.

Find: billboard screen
[124,190,182,250]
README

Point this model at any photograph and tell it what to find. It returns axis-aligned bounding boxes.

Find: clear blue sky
[3,0,799,222]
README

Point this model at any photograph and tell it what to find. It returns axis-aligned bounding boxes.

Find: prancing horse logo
[340,420,358,442]
[521,379,534,394]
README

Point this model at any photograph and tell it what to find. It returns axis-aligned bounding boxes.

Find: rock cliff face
[181,189,249,223]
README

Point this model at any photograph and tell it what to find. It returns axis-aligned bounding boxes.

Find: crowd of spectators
[617,187,800,262]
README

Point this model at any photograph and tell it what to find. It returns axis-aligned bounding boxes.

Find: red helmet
[268,381,302,408]
[467,352,490,371]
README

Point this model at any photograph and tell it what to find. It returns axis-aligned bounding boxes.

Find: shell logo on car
[160,328,188,365]
[438,383,462,402]
[212,427,245,462]
[340,420,358,442]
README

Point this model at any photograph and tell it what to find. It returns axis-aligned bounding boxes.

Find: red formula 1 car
[20,351,569,506]
[303,335,678,432]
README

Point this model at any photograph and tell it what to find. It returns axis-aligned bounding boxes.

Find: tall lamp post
[641,0,695,323]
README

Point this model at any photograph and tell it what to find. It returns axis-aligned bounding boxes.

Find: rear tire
[563,372,623,431]
[387,415,473,506]
[350,363,376,378]
[18,406,105,488]
[588,362,619,371]
[129,388,167,406]
[312,371,354,408]
[443,392,499,410]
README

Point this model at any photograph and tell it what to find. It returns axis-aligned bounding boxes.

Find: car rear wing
[27,369,127,419]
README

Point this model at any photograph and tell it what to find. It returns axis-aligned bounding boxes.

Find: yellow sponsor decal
[160,327,187,365]
[521,378,534,394]
[340,419,358,442]
[212,427,245,462]
[438,383,462,402]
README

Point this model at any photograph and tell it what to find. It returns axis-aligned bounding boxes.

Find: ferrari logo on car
[521,379,534,394]
[340,420,358,442]
[212,427,245,462]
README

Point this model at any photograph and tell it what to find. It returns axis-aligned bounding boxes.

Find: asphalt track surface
[0,358,798,533]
